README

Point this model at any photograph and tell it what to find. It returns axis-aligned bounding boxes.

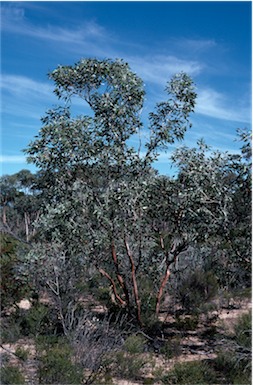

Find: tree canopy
[1,58,250,328]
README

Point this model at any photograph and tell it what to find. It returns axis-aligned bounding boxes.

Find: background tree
[0,170,41,243]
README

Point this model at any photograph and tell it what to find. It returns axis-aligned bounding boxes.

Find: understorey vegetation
[0,58,251,384]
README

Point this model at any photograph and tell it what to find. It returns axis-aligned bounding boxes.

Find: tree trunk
[2,204,7,225]
[111,240,130,306]
[156,266,171,316]
[124,236,142,327]
[24,212,29,242]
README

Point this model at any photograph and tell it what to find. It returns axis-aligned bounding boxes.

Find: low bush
[1,365,25,384]
[213,310,251,384]
[15,346,29,361]
[1,316,22,343]
[234,311,251,348]
[37,337,83,384]
[112,350,146,381]
[175,314,199,331]
[123,333,147,354]
[160,337,181,359]
[214,352,251,384]
[162,360,217,384]
[18,302,62,337]
[177,269,218,314]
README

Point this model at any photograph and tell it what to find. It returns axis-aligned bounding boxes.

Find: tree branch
[98,267,126,306]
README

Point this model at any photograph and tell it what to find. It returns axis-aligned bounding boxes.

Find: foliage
[123,333,147,354]
[14,346,29,361]
[0,233,31,311]
[1,57,250,331]
[18,303,59,337]
[36,337,83,384]
[24,58,197,326]
[234,311,251,349]
[0,170,41,242]
[177,268,218,314]
[160,338,181,359]
[162,361,217,384]
[1,365,25,385]
[111,350,146,381]
[214,310,251,384]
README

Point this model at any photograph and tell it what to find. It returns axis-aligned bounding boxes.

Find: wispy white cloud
[1,4,106,42]
[196,88,251,123]
[130,55,202,86]
[1,74,53,98]
[176,38,217,52]
[1,5,250,128]
[0,155,27,164]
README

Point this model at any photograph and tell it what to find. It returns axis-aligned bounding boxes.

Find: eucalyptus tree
[25,58,197,327]
[169,135,251,290]
[0,170,41,243]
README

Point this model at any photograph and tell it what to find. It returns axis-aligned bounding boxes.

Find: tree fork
[98,267,126,306]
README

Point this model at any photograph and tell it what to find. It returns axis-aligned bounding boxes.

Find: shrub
[160,338,181,359]
[213,311,251,384]
[162,360,217,384]
[1,315,22,343]
[112,350,146,380]
[1,365,25,384]
[37,338,83,384]
[18,303,62,337]
[175,314,199,331]
[123,333,147,354]
[177,269,218,314]
[234,311,251,348]
[214,352,251,384]
[15,346,29,361]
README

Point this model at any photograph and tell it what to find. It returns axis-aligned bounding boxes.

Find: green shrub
[15,346,29,361]
[124,334,147,354]
[234,311,251,348]
[112,350,146,380]
[177,269,218,314]
[175,314,199,331]
[37,338,83,384]
[160,338,181,359]
[1,316,22,343]
[18,303,61,337]
[1,365,25,384]
[143,378,156,384]
[214,352,251,384]
[162,360,217,384]
[213,311,251,384]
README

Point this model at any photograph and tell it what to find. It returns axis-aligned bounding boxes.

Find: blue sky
[1,1,252,176]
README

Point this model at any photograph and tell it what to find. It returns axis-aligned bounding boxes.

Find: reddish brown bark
[98,268,126,306]
[155,266,171,316]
